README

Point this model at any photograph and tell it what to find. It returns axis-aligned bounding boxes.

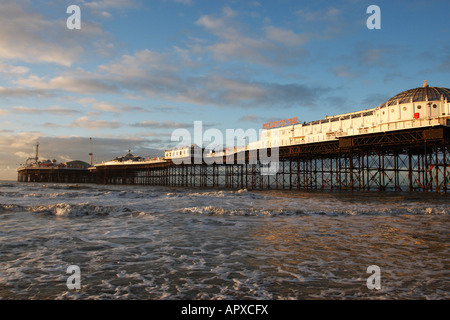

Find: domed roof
[381,81,450,108]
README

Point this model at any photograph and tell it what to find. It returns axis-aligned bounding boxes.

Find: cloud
[264,26,308,47]
[294,7,345,40]
[295,7,340,22]
[0,132,166,179]
[0,5,330,112]
[358,48,384,66]
[132,120,191,129]
[98,49,176,77]
[0,62,29,76]
[121,105,151,113]
[77,98,122,113]
[80,0,141,24]
[203,76,266,103]
[437,55,450,72]
[0,132,42,162]
[8,49,182,103]
[330,65,357,78]
[163,75,324,109]
[95,48,325,109]
[163,0,194,5]
[75,98,125,113]
[82,0,139,9]
[237,114,272,124]
[14,71,117,95]
[0,2,81,66]
[11,105,79,116]
[93,39,116,57]
[360,93,391,108]
[194,7,309,67]
[95,49,184,98]
[2,47,325,114]
[92,103,121,113]
[355,44,404,69]
[70,116,122,130]
[0,1,112,68]
[0,86,52,98]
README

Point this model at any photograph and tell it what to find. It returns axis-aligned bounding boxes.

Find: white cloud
[0,5,323,111]
[98,49,176,76]
[77,97,121,113]
[0,2,82,66]
[14,71,117,95]
[92,103,122,113]
[0,1,112,67]
[82,48,322,109]
[83,0,139,9]
[93,39,116,57]
[194,7,309,67]
[80,0,139,23]
[70,116,122,130]
[0,62,29,75]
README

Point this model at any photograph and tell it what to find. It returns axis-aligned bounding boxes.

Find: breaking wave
[0,203,112,216]
[180,205,450,217]
[1,182,449,217]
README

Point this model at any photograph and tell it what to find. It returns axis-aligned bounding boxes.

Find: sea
[0,181,449,300]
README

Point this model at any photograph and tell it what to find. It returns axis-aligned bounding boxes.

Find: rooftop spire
[423,80,429,88]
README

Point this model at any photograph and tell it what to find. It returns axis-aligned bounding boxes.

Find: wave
[2,183,449,218]
[40,184,92,190]
[166,188,264,200]
[182,206,273,216]
[0,202,112,216]
[2,201,448,217]
[180,205,450,217]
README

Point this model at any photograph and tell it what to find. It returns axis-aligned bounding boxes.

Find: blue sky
[0,0,449,180]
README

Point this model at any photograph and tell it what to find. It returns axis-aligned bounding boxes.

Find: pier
[18,125,450,193]
[17,167,94,184]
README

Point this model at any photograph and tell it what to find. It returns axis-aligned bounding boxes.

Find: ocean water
[0,181,449,300]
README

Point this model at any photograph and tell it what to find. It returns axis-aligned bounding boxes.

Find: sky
[0,0,449,180]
